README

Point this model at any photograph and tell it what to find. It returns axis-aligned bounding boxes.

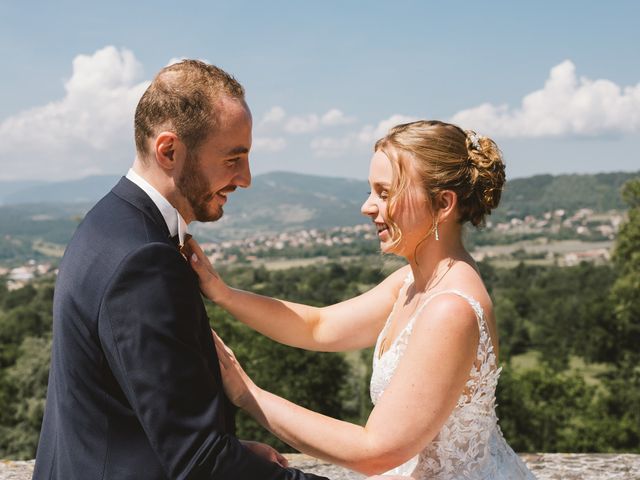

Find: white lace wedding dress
[370,273,536,479]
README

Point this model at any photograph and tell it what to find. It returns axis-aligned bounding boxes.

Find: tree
[608,178,640,367]
[207,305,351,451]
[496,365,598,452]
[0,336,51,459]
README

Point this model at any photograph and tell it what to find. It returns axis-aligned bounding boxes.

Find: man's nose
[236,160,251,188]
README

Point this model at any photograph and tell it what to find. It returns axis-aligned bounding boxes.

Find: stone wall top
[2,453,640,479]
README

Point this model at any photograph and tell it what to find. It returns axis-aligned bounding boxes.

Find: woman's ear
[436,190,458,222]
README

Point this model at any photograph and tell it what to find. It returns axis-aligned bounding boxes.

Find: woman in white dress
[188,120,536,479]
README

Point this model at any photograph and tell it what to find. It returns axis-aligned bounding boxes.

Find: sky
[0,0,639,182]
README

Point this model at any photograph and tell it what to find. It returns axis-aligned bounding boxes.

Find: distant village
[201,208,624,266]
[0,260,56,291]
[489,208,624,240]
[1,208,625,291]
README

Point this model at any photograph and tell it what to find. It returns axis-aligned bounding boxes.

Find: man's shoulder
[80,184,167,246]
[60,183,171,277]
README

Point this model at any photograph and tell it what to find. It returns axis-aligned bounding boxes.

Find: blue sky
[1,0,639,181]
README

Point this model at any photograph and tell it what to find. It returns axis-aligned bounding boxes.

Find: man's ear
[154,132,184,171]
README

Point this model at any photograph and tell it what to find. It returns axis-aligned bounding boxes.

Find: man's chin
[195,206,223,223]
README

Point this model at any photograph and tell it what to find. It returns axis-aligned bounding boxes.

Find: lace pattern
[370,272,536,479]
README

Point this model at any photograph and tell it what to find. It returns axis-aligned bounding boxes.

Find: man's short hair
[134,60,245,159]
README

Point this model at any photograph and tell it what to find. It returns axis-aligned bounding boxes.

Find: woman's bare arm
[214,294,480,475]
[189,237,409,352]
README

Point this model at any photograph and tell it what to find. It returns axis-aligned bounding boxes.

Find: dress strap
[404,286,498,374]
[409,289,486,334]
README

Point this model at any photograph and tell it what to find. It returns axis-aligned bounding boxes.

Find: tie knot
[170,233,192,257]
[169,234,180,248]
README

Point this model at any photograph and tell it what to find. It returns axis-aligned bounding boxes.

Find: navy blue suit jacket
[33,178,328,480]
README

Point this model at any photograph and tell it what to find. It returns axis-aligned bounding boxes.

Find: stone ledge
[2,454,640,479]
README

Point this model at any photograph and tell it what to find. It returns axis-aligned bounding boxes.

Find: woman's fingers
[212,329,232,368]
[186,236,205,261]
[275,452,289,467]
[187,237,219,278]
[188,238,229,302]
[212,329,232,355]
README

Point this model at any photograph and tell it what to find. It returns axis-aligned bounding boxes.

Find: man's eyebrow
[225,146,249,156]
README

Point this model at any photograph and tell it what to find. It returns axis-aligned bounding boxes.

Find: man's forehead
[213,96,251,119]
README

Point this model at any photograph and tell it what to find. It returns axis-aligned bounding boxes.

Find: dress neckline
[375,272,486,362]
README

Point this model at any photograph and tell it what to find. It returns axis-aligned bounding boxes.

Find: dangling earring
[434,219,440,241]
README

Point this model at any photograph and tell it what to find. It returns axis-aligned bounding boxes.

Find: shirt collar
[126,168,188,246]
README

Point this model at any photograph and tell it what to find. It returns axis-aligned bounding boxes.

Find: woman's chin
[379,241,398,255]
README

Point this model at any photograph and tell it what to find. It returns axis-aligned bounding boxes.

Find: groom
[33,60,328,480]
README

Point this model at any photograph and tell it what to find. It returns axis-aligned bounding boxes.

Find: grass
[510,350,612,387]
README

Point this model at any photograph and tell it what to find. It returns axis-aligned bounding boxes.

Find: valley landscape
[1,170,639,460]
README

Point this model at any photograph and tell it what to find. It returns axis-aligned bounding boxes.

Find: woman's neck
[406,230,469,293]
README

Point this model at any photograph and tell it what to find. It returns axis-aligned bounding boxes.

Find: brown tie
[179,233,193,258]
[169,233,192,258]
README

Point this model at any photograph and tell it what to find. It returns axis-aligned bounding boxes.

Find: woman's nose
[361,195,377,217]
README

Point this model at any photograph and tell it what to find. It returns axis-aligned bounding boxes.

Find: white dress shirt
[126,169,189,246]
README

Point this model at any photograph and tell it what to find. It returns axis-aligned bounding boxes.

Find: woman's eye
[366,189,388,199]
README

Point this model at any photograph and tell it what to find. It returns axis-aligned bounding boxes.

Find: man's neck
[131,161,183,211]
[127,164,189,243]
[131,162,171,201]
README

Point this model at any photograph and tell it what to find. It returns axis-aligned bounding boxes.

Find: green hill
[497,172,636,221]
[0,170,637,254]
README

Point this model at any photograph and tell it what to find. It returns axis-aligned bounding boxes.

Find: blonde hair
[374,120,505,249]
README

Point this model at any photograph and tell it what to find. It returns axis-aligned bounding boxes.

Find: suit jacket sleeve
[98,243,328,480]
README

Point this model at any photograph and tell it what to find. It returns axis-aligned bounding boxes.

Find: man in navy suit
[33,60,329,480]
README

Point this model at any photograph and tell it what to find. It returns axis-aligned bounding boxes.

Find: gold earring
[434,220,440,241]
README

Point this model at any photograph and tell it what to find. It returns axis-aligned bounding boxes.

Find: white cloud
[284,114,320,134]
[310,136,354,158]
[0,45,149,180]
[253,136,287,152]
[311,113,417,157]
[259,106,286,126]
[166,56,211,67]
[166,56,186,66]
[258,107,355,134]
[355,114,418,144]
[321,109,355,126]
[451,60,640,138]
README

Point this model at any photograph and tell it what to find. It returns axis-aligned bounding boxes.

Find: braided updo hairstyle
[374,120,505,247]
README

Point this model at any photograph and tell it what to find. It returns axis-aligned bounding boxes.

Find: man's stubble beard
[176,151,223,223]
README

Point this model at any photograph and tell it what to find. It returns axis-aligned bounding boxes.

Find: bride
[188,120,536,479]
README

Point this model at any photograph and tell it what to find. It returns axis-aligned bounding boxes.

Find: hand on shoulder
[185,237,231,304]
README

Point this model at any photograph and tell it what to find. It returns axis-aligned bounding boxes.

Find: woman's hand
[211,329,259,409]
[240,440,289,468]
[186,237,230,303]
